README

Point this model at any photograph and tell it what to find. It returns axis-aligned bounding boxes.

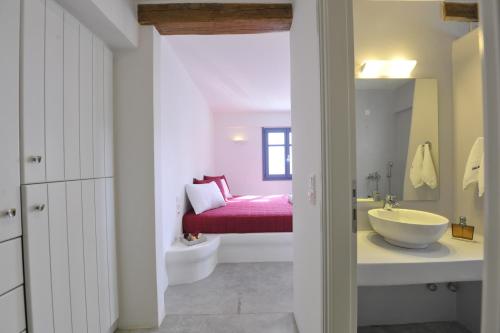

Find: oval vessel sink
[368,208,449,249]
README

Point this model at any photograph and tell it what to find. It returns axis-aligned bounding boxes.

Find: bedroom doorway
[151,16,296,332]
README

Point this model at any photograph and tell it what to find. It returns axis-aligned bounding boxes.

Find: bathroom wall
[402,79,440,201]
[452,29,484,234]
[354,0,468,219]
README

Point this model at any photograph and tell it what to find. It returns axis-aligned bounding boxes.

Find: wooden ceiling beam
[442,2,479,22]
[138,3,293,35]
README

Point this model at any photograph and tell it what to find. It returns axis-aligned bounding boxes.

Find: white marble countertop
[357,230,483,286]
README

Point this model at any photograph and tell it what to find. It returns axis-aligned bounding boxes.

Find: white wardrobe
[19,0,119,333]
[0,1,26,333]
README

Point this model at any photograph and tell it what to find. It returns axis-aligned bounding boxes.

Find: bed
[183,194,293,234]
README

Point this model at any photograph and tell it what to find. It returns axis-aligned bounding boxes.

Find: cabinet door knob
[29,156,42,163]
[34,204,45,212]
[5,208,16,218]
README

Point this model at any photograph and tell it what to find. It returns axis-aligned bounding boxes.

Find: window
[262,127,292,180]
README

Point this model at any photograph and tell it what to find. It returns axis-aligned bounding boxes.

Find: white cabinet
[104,46,115,177]
[0,239,24,296]
[93,37,106,178]
[80,25,95,180]
[95,179,111,330]
[106,178,119,322]
[64,12,81,180]
[22,184,54,333]
[66,181,89,333]
[45,0,65,182]
[82,180,101,333]
[47,183,72,332]
[20,2,117,332]
[21,0,113,184]
[0,287,26,333]
[21,0,46,184]
[23,180,118,333]
[0,0,22,243]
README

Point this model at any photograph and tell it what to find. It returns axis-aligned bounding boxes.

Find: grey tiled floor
[117,263,470,333]
[118,263,297,333]
[359,322,472,333]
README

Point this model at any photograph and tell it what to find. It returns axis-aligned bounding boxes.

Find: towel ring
[425,141,432,149]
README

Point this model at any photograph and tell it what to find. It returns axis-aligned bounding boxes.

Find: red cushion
[193,178,226,200]
[204,175,230,191]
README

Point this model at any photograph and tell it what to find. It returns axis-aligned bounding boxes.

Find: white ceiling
[164,32,291,113]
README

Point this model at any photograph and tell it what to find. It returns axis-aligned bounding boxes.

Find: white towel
[422,143,438,189]
[463,137,484,193]
[479,153,485,197]
[410,145,424,188]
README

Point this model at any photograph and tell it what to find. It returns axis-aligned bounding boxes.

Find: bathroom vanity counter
[358,230,483,286]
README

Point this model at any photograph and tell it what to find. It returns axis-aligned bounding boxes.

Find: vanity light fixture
[360,60,417,78]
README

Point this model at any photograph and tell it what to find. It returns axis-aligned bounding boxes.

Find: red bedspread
[183,195,293,234]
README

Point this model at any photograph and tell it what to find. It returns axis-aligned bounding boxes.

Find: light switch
[307,174,316,205]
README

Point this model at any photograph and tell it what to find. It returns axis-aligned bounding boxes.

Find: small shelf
[358,230,483,286]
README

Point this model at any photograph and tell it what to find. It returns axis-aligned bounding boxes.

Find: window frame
[262,127,292,181]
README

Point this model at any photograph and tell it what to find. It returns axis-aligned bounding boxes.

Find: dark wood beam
[138,3,293,35]
[442,2,479,22]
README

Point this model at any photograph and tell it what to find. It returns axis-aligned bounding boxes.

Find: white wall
[290,0,323,332]
[55,0,138,49]
[213,112,292,195]
[452,29,484,234]
[354,0,467,218]
[158,38,214,247]
[115,26,163,329]
[402,79,440,201]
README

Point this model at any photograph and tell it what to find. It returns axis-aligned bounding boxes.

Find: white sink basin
[368,208,449,249]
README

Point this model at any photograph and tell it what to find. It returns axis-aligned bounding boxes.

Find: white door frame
[480,1,500,332]
[317,0,357,332]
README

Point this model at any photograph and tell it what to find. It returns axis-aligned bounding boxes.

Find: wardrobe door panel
[82,180,100,333]
[104,46,114,177]
[64,12,81,180]
[106,178,119,323]
[0,0,22,242]
[45,0,65,182]
[0,286,26,333]
[0,238,24,296]
[66,181,88,333]
[21,0,46,184]
[93,37,105,178]
[80,26,94,179]
[47,183,72,333]
[95,178,111,330]
[22,184,54,333]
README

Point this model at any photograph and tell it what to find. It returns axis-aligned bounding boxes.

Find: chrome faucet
[384,195,400,211]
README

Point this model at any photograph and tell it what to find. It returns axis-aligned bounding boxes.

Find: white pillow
[221,179,233,199]
[186,182,226,215]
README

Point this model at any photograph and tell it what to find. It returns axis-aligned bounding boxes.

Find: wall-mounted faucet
[384,194,400,211]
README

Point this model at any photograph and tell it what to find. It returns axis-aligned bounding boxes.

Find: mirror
[356,78,439,201]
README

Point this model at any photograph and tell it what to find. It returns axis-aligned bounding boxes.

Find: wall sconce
[231,135,247,143]
[359,60,417,78]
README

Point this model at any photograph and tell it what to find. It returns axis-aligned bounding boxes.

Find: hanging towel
[463,137,484,193]
[479,153,485,197]
[422,143,438,189]
[410,144,424,188]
